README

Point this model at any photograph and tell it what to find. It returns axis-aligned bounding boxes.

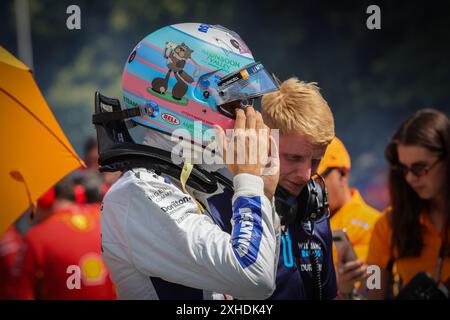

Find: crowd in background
[0,137,119,299]
[1,106,447,300]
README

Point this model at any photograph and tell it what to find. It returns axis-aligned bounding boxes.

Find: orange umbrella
[0,46,85,235]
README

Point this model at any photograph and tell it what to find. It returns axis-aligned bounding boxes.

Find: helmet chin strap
[144,132,214,213]
[180,160,205,213]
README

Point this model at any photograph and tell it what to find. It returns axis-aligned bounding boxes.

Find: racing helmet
[122,23,279,147]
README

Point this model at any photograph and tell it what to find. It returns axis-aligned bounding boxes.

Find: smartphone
[332,229,358,264]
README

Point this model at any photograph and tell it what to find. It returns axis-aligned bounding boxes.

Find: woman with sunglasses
[364,108,449,299]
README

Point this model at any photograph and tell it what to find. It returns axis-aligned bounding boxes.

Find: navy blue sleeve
[319,217,338,299]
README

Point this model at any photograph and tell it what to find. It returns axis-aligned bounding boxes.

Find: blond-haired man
[262,77,338,299]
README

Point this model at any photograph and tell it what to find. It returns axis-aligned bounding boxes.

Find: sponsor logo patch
[231,196,263,268]
[235,208,254,258]
[147,186,173,203]
[79,253,107,286]
[161,196,192,213]
[161,113,180,125]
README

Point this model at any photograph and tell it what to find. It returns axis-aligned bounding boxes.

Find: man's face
[279,132,327,196]
[322,168,348,213]
[85,148,99,170]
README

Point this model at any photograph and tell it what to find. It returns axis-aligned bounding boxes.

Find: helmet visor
[194,62,279,118]
[216,62,279,105]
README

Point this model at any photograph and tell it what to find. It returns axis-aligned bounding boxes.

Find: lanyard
[180,161,205,213]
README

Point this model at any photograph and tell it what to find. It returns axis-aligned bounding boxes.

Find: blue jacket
[208,187,337,300]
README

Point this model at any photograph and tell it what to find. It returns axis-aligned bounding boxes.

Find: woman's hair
[261,77,335,146]
[385,108,449,258]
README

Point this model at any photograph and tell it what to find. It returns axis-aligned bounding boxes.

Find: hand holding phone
[332,229,357,264]
[333,229,367,297]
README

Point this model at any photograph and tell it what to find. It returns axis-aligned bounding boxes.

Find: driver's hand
[215,106,279,199]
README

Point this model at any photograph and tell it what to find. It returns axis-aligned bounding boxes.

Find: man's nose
[293,163,311,184]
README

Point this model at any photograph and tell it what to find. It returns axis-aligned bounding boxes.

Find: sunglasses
[217,98,255,119]
[391,157,442,178]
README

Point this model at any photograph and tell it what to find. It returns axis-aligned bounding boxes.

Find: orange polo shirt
[331,189,381,264]
[366,209,450,287]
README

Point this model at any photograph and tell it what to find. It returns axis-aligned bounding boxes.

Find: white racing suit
[100,167,280,300]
